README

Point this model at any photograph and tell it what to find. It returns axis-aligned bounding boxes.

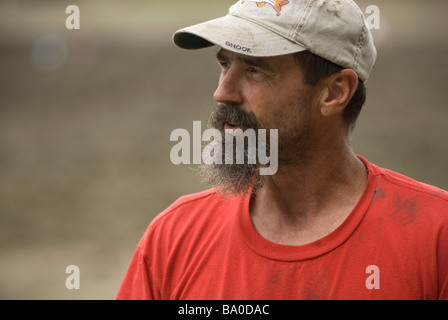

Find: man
[117,0,448,300]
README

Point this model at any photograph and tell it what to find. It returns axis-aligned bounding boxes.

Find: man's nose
[213,69,244,106]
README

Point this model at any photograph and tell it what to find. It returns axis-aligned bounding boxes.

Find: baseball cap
[173,0,377,82]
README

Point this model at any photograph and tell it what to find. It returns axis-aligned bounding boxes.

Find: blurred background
[0,0,447,299]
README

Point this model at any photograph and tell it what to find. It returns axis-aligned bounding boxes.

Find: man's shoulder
[162,188,219,214]
[137,188,242,253]
[368,160,448,225]
[374,164,448,202]
[148,188,239,233]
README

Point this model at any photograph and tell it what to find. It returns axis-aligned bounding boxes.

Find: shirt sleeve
[438,219,448,300]
[116,245,158,300]
[116,200,185,300]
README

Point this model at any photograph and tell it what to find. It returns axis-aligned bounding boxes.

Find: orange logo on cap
[242,0,290,14]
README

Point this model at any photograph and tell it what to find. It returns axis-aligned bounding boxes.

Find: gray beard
[198,136,265,197]
[198,104,264,197]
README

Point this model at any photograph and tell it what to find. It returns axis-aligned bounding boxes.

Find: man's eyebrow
[215,49,227,62]
[216,49,274,72]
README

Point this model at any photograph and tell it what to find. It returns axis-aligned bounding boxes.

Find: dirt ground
[0,0,447,299]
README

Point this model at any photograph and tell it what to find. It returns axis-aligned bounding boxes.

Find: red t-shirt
[116,156,448,300]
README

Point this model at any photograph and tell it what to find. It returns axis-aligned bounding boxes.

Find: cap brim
[173,15,306,57]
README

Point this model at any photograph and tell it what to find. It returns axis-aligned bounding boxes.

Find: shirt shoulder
[150,188,219,226]
[375,164,448,204]
[366,160,448,228]
[138,188,240,250]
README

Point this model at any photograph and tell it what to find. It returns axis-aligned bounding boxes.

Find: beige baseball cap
[173,0,377,82]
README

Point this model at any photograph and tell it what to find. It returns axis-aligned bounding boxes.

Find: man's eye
[247,67,265,78]
[218,61,230,70]
[248,67,260,74]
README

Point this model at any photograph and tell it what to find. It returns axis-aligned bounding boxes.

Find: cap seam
[292,0,314,37]
[348,0,368,79]
[355,23,367,74]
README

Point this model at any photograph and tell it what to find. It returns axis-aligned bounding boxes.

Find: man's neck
[250,143,368,246]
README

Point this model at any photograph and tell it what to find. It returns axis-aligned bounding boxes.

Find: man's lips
[224,123,243,134]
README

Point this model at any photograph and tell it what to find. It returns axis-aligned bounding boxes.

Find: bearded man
[117,0,448,300]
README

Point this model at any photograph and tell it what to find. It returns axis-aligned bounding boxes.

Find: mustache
[208,104,259,131]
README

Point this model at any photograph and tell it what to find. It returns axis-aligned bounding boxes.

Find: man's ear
[319,69,359,117]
